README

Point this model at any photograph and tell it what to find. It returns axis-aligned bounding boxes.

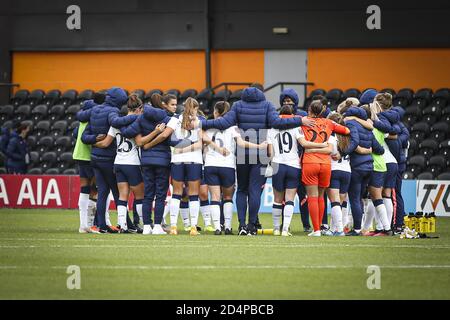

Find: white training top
[170,114,203,164]
[329,135,351,173]
[204,126,240,169]
[107,127,141,165]
[267,127,301,169]
[381,133,398,164]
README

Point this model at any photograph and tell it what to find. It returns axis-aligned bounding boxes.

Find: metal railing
[264,82,315,102]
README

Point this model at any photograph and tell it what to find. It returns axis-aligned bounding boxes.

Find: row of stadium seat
[1,87,449,178]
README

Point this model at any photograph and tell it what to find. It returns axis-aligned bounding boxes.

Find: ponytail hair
[374,92,392,110]
[327,112,350,153]
[337,98,359,114]
[214,101,230,116]
[308,100,326,117]
[127,93,143,111]
[150,93,163,108]
[279,104,294,115]
[181,97,200,131]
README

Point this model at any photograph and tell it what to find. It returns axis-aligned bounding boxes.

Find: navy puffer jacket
[6,132,28,171]
[120,105,173,167]
[0,128,10,154]
[280,88,307,117]
[389,107,409,169]
[77,88,135,160]
[343,107,384,171]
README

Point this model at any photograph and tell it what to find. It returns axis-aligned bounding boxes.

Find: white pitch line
[1,243,450,249]
[1,265,450,270]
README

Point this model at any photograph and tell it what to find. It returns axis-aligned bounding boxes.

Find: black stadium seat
[380,88,396,96]
[66,104,81,123]
[131,89,145,101]
[165,89,181,99]
[35,120,51,137]
[63,168,77,175]
[43,89,61,107]
[430,121,449,142]
[407,155,426,175]
[417,172,434,180]
[26,136,37,150]
[430,88,449,109]
[325,88,343,109]
[410,88,433,110]
[77,89,95,103]
[343,88,361,99]
[403,105,421,127]
[442,106,450,123]
[41,152,57,170]
[28,167,43,175]
[10,89,29,107]
[439,139,450,157]
[58,152,74,171]
[36,136,54,153]
[14,104,31,121]
[309,88,327,97]
[196,88,214,115]
[229,89,243,106]
[422,105,441,123]
[0,105,14,122]
[393,88,414,108]
[428,155,447,177]
[55,136,72,154]
[179,89,198,105]
[402,171,415,180]
[50,120,68,137]
[31,104,48,122]
[60,89,78,107]
[68,121,79,134]
[45,168,60,175]
[437,172,450,180]
[26,89,45,108]
[48,104,65,122]
[410,122,429,141]
[29,151,40,167]
[407,138,417,158]
[418,139,438,158]
[145,89,163,103]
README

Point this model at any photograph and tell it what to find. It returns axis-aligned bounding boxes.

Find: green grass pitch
[0,208,449,300]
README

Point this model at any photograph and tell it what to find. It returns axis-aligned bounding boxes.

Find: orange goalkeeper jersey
[300,117,350,164]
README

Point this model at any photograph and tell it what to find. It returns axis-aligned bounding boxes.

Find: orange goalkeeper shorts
[301,163,331,188]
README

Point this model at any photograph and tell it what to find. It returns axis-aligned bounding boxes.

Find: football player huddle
[73,84,408,237]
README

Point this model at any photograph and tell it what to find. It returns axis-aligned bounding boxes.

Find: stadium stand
[0,87,449,178]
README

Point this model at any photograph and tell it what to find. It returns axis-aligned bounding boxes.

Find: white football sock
[105,193,113,226]
[363,200,375,231]
[331,204,343,233]
[87,200,96,227]
[223,201,233,230]
[189,200,200,227]
[180,205,190,227]
[169,197,181,227]
[117,205,128,230]
[341,203,348,227]
[375,201,391,231]
[162,202,169,225]
[135,202,143,225]
[282,204,294,232]
[210,204,221,231]
[200,203,211,227]
[272,203,283,230]
[78,193,90,229]
[383,198,393,229]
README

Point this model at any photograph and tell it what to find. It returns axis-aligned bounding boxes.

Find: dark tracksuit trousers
[142,165,170,225]
[348,169,372,230]
[394,164,406,228]
[91,159,134,229]
[236,163,267,228]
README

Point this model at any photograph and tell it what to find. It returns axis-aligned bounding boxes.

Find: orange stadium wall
[307,48,450,93]
[12,50,264,93]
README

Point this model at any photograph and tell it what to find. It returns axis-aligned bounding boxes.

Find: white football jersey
[329,135,351,172]
[170,115,203,164]
[267,127,301,169]
[107,127,141,165]
[204,126,240,169]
